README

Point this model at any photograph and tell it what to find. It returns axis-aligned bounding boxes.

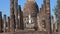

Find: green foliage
[54,0,60,17]
[54,0,60,25]
[57,0,60,9]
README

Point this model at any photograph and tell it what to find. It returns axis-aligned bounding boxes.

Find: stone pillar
[53,24,56,32]
[14,0,18,30]
[3,15,6,32]
[7,17,10,32]
[0,12,2,33]
[57,22,59,32]
[18,5,20,29]
[41,3,46,31]
[18,5,24,30]
[37,8,43,31]
[20,11,24,30]
[45,0,51,33]
[10,0,15,32]
[43,4,46,29]
[57,18,60,32]
[38,4,46,31]
[34,16,38,31]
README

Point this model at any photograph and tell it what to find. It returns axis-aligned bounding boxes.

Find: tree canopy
[54,0,60,18]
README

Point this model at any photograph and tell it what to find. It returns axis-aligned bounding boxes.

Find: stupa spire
[27,0,35,2]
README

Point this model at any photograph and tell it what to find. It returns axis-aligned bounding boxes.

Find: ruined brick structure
[18,5,24,30]
[23,0,39,31]
[0,0,53,34]
[45,0,51,33]
[14,0,18,30]
[0,12,3,33]
[37,0,51,33]
[7,17,10,32]
[3,15,7,32]
[53,24,56,32]
[37,3,46,31]
[10,0,15,32]
[18,5,20,29]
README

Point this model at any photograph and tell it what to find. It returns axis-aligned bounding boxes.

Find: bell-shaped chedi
[23,0,39,31]
[24,0,39,14]
[27,0,35,2]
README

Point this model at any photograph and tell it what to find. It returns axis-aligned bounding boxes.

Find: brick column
[45,0,51,34]
[57,22,60,32]
[14,0,18,30]
[41,3,46,31]
[38,4,46,31]
[53,24,56,32]
[3,15,6,32]
[7,17,10,32]
[43,4,46,30]
[37,8,42,31]
[20,11,24,30]
[0,12,2,33]
[10,0,15,32]
[18,5,24,30]
[18,5,21,29]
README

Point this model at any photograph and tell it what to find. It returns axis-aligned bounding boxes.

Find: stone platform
[0,30,60,34]
[0,30,47,34]
[0,31,48,34]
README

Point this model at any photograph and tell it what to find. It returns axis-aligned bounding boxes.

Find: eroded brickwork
[18,5,24,30]
[18,5,21,29]
[37,3,46,31]
[10,0,15,32]
[3,15,6,32]
[0,0,53,34]
[45,0,51,33]
[23,0,38,31]
[0,12,2,33]
[7,17,10,32]
[14,0,18,30]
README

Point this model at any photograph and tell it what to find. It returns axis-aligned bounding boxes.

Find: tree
[54,0,60,32]
[54,0,60,21]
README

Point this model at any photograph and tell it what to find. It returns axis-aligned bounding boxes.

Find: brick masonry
[0,0,58,34]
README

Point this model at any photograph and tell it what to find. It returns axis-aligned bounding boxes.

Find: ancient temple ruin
[0,0,59,34]
[23,0,38,31]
